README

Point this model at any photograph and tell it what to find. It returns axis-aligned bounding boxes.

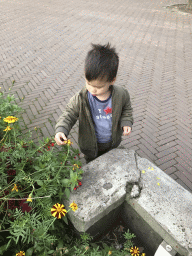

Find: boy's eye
[88,84,101,89]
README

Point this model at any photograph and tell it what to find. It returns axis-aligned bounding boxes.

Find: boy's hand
[54,132,68,145]
[123,126,131,136]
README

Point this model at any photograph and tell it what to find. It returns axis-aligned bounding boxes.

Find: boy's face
[85,76,116,97]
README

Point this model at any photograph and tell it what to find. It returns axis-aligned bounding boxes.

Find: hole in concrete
[64,211,154,255]
[90,213,154,255]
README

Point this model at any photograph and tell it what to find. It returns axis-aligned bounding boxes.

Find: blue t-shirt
[87,91,112,143]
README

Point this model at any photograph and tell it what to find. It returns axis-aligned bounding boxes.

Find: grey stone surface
[63,149,192,256]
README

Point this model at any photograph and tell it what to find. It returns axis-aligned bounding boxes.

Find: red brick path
[0,0,191,193]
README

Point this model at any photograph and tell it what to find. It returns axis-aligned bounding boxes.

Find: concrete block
[62,149,192,256]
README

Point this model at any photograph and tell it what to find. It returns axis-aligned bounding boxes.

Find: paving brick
[140,128,159,145]
[175,149,192,169]
[1,0,192,194]
[169,173,178,180]
[174,171,192,192]
[22,112,31,126]
[157,159,178,171]
[155,145,177,158]
[174,157,192,180]
[30,104,39,116]
[158,117,176,126]
[154,152,178,166]
[27,116,52,129]
[164,166,177,175]
[139,138,159,154]
[137,143,158,162]
[156,135,177,147]
[45,122,55,137]
[175,178,192,194]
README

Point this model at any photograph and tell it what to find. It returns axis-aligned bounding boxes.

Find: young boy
[54,42,134,164]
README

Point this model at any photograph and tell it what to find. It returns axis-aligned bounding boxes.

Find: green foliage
[0,82,137,256]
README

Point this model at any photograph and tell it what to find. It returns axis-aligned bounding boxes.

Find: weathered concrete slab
[62,149,192,256]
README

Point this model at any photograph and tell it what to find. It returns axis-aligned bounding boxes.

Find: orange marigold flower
[51,202,78,219]
[16,251,25,256]
[69,201,78,211]
[130,246,140,256]
[11,184,18,192]
[3,116,19,124]
[51,203,67,219]
[3,126,13,132]
[27,194,32,202]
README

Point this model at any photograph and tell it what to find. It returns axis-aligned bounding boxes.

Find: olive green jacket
[55,85,134,159]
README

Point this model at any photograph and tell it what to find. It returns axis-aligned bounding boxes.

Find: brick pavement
[0,0,192,193]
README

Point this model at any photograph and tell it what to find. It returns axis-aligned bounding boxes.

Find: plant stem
[54,144,70,180]
[42,218,56,237]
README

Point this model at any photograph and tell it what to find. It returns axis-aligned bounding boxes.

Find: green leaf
[57,238,64,250]
[64,188,70,199]
[70,169,74,178]
[16,235,20,244]
[47,250,55,254]
[25,247,34,256]
[37,180,43,186]
[61,178,70,186]
[63,215,68,225]
[58,188,64,201]
[0,243,9,255]
[71,182,75,191]
[33,165,40,171]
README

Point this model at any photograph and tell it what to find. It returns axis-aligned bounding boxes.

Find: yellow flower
[16,251,25,256]
[27,195,32,202]
[12,184,18,192]
[51,201,78,219]
[51,203,68,219]
[69,201,78,212]
[3,126,13,131]
[142,254,146,256]
[108,251,112,255]
[130,246,140,256]
[3,116,19,124]
[64,139,73,146]
[73,164,79,170]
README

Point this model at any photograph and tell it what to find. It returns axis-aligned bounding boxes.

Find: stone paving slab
[0,0,192,193]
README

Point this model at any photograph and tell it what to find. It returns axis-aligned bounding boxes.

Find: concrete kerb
[62,149,192,256]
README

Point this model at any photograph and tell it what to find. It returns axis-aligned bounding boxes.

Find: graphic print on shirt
[96,107,112,120]
[95,107,112,142]
[104,106,112,115]
[88,91,113,143]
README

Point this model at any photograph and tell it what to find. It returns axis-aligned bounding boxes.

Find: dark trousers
[84,141,113,164]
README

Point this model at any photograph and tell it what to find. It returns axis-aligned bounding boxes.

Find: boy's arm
[55,93,79,137]
[120,88,134,131]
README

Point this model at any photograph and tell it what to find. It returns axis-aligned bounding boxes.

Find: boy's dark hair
[84,42,119,83]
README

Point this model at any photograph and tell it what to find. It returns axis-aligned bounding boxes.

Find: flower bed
[0,81,143,256]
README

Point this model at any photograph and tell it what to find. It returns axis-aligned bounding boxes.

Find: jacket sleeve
[55,93,79,137]
[120,88,134,131]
